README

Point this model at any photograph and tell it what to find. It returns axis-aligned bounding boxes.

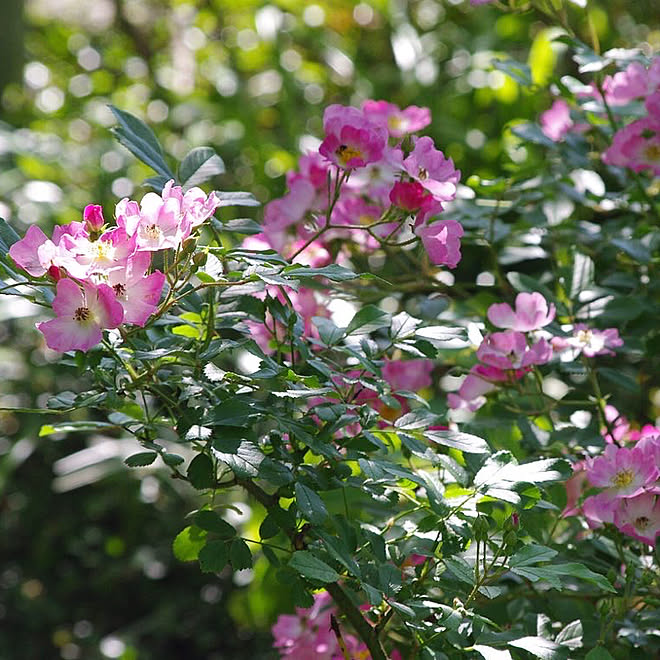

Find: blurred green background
[1,1,658,658]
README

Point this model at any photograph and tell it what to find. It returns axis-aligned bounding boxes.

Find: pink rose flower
[106,252,165,326]
[362,100,431,138]
[603,115,660,176]
[416,219,464,268]
[9,225,53,277]
[540,99,573,142]
[403,136,460,202]
[586,444,658,498]
[36,278,124,352]
[487,292,555,332]
[551,324,623,358]
[476,331,552,370]
[614,493,660,545]
[319,104,388,170]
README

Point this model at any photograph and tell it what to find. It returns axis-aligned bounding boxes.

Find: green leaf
[109,105,174,178]
[209,399,260,426]
[198,539,230,573]
[294,482,328,525]
[282,263,358,282]
[555,620,583,650]
[220,218,263,235]
[426,429,491,454]
[313,317,344,346]
[508,637,567,660]
[187,453,216,490]
[213,441,264,478]
[215,191,260,208]
[570,252,594,299]
[610,237,651,263]
[0,218,21,251]
[315,530,361,578]
[259,458,294,486]
[229,538,253,570]
[444,556,475,585]
[509,544,558,568]
[345,304,391,336]
[162,452,184,467]
[288,551,340,583]
[124,451,158,467]
[173,526,207,562]
[259,514,280,540]
[492,57,533,86]
[472,646,513,660]
[179,146,225,189]
[511,562,615,593]
[194,511,236,538]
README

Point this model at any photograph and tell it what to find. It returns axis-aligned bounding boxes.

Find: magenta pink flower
[551,324,623,358]
[382,359,434,392]
[403,136,460,202]
[36,278,124,352]
[56,226,137,280]
[106,252,165,326]
[487,292,555,332]
[582,492,618,528]
[117,181,215,252]
[319,104,388,170]
[160,180,221,230]
[447,364,507,411]
[287,152,330,190]
[9,225,53,277]
[271,591,339,659]
[416,219,464,268]
[362,100,431,138]
[602,61,651,106]
[540,99,573,142]
[603,115,660,176]
[586,444,657,498]
[477,331,552,370]
[614,493,660,545]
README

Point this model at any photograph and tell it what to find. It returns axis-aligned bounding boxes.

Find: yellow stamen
[611,469,634,488]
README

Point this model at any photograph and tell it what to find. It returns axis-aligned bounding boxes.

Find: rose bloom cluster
[448,292,622,411]
[9,181,221,352]
[539,56,660,175]
[251,100,463,269]
[563,427,660,545]
[272,590,402,659]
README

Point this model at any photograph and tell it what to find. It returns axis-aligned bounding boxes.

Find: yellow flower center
[576,329,593,345]
[335,144,363,167]
[143,224,162,240]
[643,143,660,163]
[388,115,404,131]
[611,469,634,488]
[418,166,429,180]
[635,516,650,530]
[359,214,375,225]
[74,306,91,322]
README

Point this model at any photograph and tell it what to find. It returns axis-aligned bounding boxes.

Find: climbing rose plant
[2,7,660,658]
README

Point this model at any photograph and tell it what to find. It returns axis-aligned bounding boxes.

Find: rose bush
[1,1,660,658]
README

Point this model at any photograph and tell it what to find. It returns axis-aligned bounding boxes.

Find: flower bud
[83,204,105,233]
[192,251,208,267]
